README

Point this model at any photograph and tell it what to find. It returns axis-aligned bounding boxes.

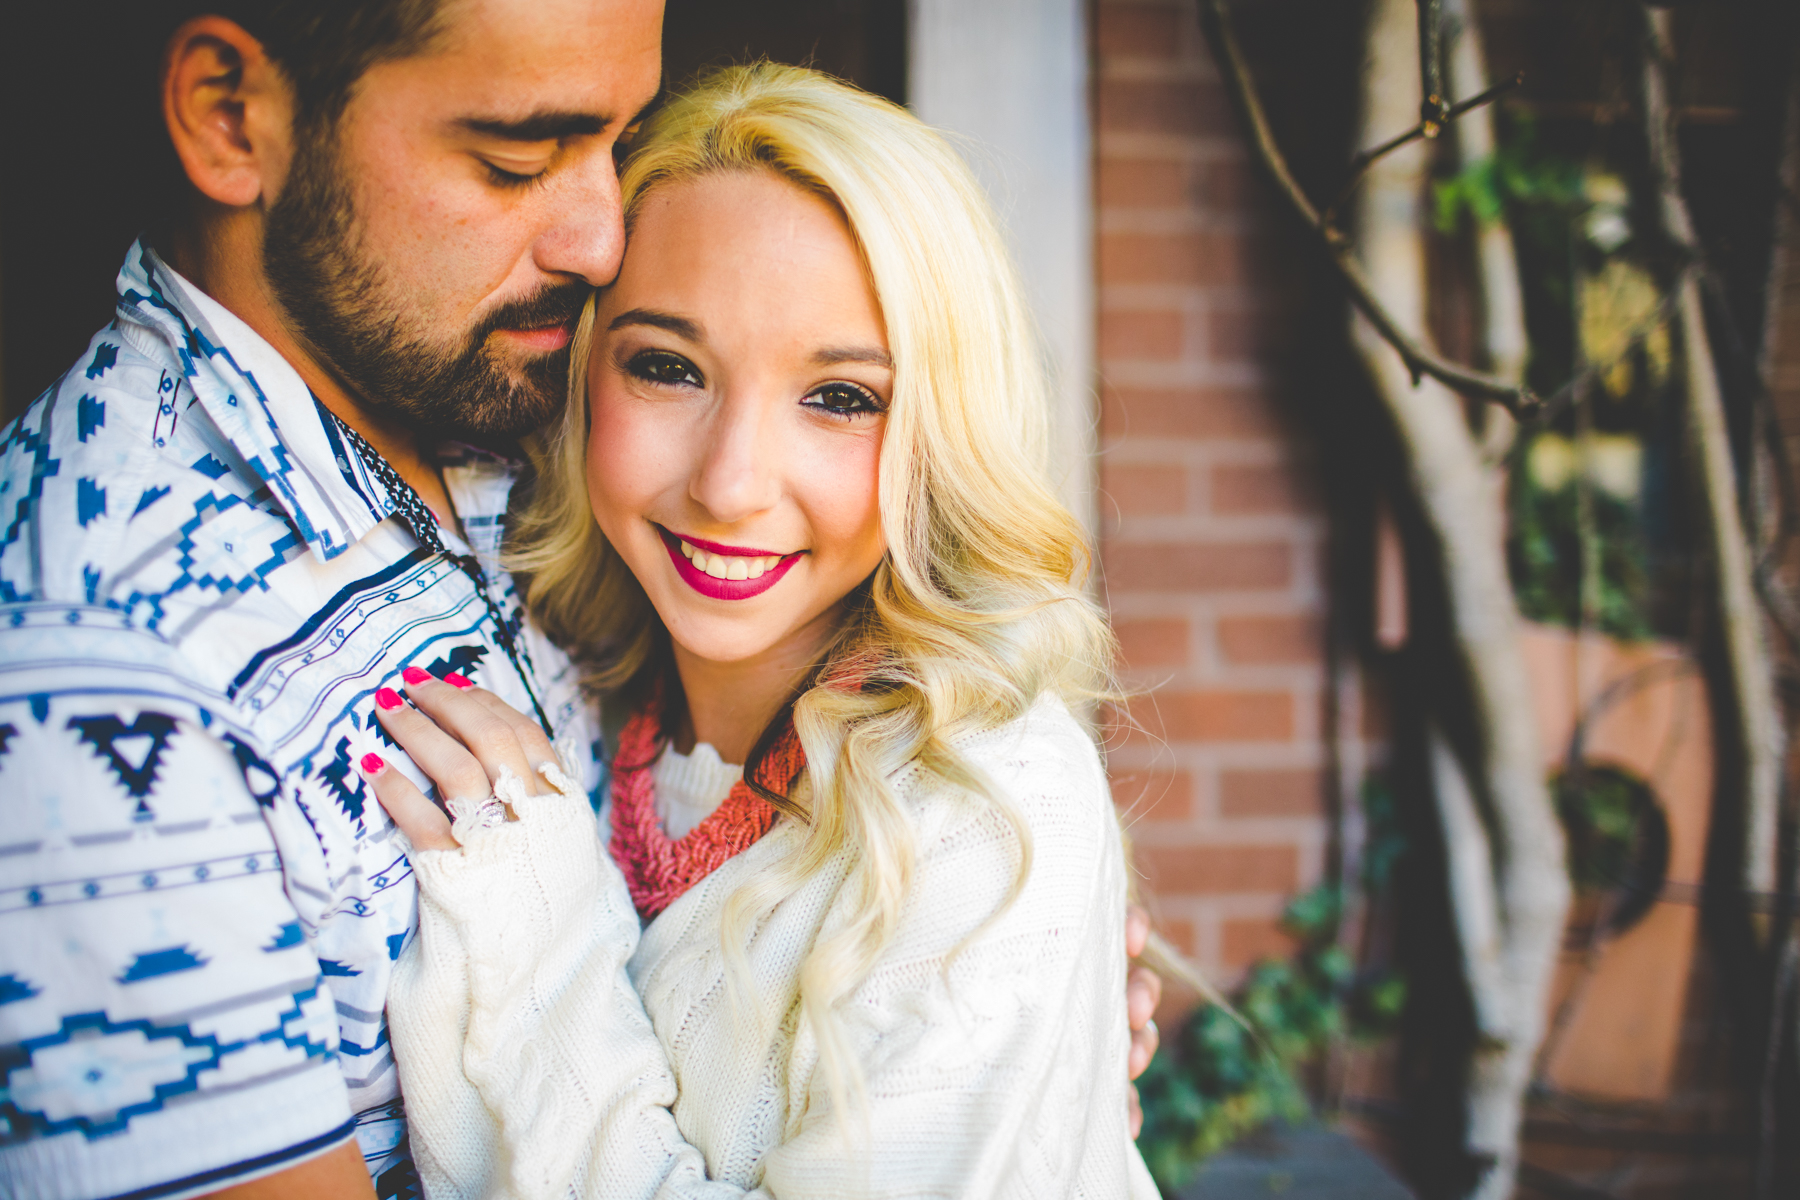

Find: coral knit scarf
[608,702,803,921]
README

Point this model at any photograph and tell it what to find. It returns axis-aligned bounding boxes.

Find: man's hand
[203,1139,375,1199]
[1125,904,1163,1138]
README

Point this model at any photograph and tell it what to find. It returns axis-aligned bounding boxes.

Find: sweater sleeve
[385,764,735,1200]
[387,709,1155,1200]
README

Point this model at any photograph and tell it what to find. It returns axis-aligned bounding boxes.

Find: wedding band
[1143,1018,1158,1040]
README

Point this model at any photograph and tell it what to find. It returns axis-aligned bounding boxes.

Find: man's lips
[494,321,574,353]
[656,526,803,601]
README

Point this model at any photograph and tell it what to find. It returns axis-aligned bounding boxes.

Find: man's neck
[160,213,457,525]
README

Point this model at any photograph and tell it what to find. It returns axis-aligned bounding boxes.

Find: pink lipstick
[657,526,802,601]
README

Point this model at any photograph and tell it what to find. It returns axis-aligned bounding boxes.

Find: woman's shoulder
[950,693,1100,779]
[880,693,1124,949]
[898,693,1112,838]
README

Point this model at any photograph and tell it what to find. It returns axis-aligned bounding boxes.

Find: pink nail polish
[360,753,385,774]
[444,672,474,689]
[375,687,404,710]
[402,666,433,686]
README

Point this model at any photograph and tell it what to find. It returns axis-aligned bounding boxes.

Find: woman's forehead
[605,170,887,354]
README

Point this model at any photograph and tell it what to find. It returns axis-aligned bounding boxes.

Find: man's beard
[263,132,588,444]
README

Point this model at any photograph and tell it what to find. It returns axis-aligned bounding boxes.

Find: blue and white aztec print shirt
[0,242,600,1200]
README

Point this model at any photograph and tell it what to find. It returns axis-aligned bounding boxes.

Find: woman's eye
[625,349,703,388]
[804,382,886,419]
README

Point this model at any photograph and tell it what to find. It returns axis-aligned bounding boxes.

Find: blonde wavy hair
[510,60,1116,1125]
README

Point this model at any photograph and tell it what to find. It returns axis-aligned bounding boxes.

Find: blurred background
[5,1,1799,1196]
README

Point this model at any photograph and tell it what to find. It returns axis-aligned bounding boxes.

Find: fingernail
[375,687,404,710]
[360,753,385,774]
[444,671,474,689]
[402,666,433,686]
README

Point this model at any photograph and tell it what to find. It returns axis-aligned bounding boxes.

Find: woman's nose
[689,396,781,524]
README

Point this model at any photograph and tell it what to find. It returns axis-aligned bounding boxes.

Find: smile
[657,526,803,601]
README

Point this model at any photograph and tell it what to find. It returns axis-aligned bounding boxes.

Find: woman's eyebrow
[812,346,893,370]
[608,309,702,340]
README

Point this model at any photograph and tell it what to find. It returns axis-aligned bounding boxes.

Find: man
[0,3,1159,1197]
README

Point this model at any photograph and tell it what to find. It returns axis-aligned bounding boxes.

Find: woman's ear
[161,16,295,209]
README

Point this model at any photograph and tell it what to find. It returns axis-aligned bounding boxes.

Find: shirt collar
[113,240,521,563]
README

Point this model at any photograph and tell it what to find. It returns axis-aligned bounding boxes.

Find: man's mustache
[473,282,592,349]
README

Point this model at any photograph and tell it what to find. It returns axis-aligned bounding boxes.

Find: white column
[908,0,1097,540]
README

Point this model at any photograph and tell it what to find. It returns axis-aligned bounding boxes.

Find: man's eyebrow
[608,308,702,341]
[624,90,663,130]
[812,346,894,370]
[455,110,609,142]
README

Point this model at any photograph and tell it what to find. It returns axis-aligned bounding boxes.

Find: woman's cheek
[803,429,884,567]
[587,387,662,515]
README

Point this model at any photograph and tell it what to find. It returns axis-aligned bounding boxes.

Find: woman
[360,62,1158,1198]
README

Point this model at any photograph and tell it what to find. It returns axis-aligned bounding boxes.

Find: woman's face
[586,168,890,669]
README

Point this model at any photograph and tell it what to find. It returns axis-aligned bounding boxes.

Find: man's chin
[446,376,567,444]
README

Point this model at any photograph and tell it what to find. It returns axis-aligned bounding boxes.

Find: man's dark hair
[182,0,449,131]
[147,0,449,234]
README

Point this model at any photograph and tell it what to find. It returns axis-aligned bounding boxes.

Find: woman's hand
[358,667,559,851]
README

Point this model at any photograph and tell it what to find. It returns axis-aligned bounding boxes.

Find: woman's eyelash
[616,355,882,412]
[804,381,887,419]
[624,349,704,387]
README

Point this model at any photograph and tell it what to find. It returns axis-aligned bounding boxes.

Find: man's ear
[161,16,295,209]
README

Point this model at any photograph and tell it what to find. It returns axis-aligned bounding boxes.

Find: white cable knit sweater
[386,695,1159,1199]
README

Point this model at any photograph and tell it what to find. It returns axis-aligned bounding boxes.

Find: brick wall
[1095,0,1334,989]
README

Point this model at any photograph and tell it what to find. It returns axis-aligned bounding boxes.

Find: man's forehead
[426,0,663,106]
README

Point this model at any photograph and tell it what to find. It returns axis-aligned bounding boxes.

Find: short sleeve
[0,682,354,1200]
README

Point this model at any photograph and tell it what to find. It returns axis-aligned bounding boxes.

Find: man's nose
[690,394,782,525]
[532,150,626,287]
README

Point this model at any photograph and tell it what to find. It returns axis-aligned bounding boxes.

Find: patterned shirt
[0,242,598,1200]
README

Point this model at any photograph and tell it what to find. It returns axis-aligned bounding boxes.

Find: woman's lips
[657,526,802,601]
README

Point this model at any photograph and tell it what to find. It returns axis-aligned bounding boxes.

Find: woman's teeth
[680,541,784,581]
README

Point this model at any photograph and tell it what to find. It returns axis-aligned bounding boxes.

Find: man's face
[264,0,663,443]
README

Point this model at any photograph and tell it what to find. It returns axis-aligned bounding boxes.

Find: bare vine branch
[1417,0,1448,133]
[1196,0,1541,416]
[1322,73,1524,231]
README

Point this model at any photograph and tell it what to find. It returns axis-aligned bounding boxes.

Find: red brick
[1126,689,1294,741]
[1098,158,1193,208]
[1115,615,1192,667]
[1112,767,1194,822]
[1098,80,1235,137]
[1099,310,1184,362]
[1220,767,1322,817]
[1099,231,1248,286]
[1102,464,1189,517]
[1216,614,1319,665]
[1096,5,1183,58]
[1137,843,1299,894]
[1102,383,1281,439]
[1210,462,1302,515]
[1222,916,1298,969]
[1104,541,1290,591]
